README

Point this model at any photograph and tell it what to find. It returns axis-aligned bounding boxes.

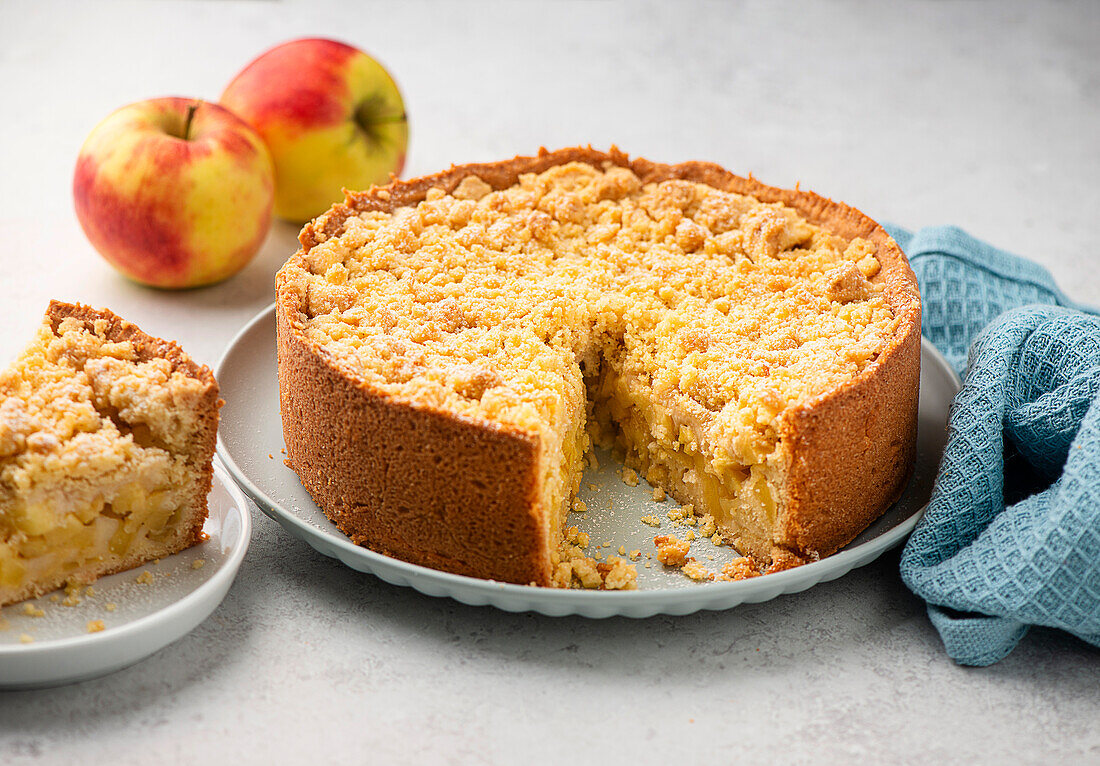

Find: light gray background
[1,1,1098,763]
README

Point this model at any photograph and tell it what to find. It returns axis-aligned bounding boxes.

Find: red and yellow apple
[73,97,275,289]
[221,38,408,223]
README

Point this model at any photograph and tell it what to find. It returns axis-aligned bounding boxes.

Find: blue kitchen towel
[887,224,1100,666]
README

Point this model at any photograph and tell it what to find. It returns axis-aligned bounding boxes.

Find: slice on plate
[0,301,221,605]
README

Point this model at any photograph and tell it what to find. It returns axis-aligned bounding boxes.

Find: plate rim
[0,461,252,659]
[216,302,960,612]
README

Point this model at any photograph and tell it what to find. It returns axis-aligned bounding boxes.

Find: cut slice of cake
[276,147,921,587]
[0,301,221,605]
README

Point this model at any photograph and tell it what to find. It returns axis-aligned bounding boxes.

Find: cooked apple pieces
[0,301,220,606]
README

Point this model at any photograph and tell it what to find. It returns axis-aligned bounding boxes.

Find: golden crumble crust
[277,147,921,586]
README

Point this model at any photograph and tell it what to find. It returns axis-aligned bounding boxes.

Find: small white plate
[216,304,959,618]
[0,461,251,689]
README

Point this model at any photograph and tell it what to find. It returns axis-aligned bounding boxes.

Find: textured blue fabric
[888,224,1100,666]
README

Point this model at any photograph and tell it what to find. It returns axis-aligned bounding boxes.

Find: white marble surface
[1,0,1098,762]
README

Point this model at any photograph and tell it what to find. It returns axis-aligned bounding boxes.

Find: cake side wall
[775,319,921,559]
[275,295,552,585]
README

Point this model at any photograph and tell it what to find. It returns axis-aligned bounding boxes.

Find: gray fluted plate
[216,304,959,618]
[0,462,251,688]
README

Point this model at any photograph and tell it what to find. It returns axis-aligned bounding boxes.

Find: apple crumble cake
[276,147,921,587]
[0,301,220,605]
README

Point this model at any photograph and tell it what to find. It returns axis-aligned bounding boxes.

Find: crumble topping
[297,162,896,456]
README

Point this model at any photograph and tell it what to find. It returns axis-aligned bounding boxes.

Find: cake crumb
[640,514,661,527]
[86,620,106,633]
[667,508,685,522]
[598,557,638,590]
[685,529,696,542]
[617,545,626,555]
[570,559,603,589]
[564,526,590,548]
[22,603,45,618]
[587,483,598,491]
[553,542,637,590]
[621,468,639,487]
[682,560,714,581]
[136,571,155,585]
[719,557,762,581]
[19,633,33,644]
[85,586,96,597]
[572,500,588,514]
[652,487,666,502]
[191,559,206,570]
[654,535,691,566]
[105,603,117,612]
[61,583,84,606]
[711,533,724,546]
[699,514,717,537]
[49,594,60,603]
[628,549,641,561]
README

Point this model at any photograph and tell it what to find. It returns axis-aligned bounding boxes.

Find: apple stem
[182,103,198,141]
[355,97,406,145]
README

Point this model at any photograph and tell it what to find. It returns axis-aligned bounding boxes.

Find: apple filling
[0,308,216,605]
[586,357,778,560]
